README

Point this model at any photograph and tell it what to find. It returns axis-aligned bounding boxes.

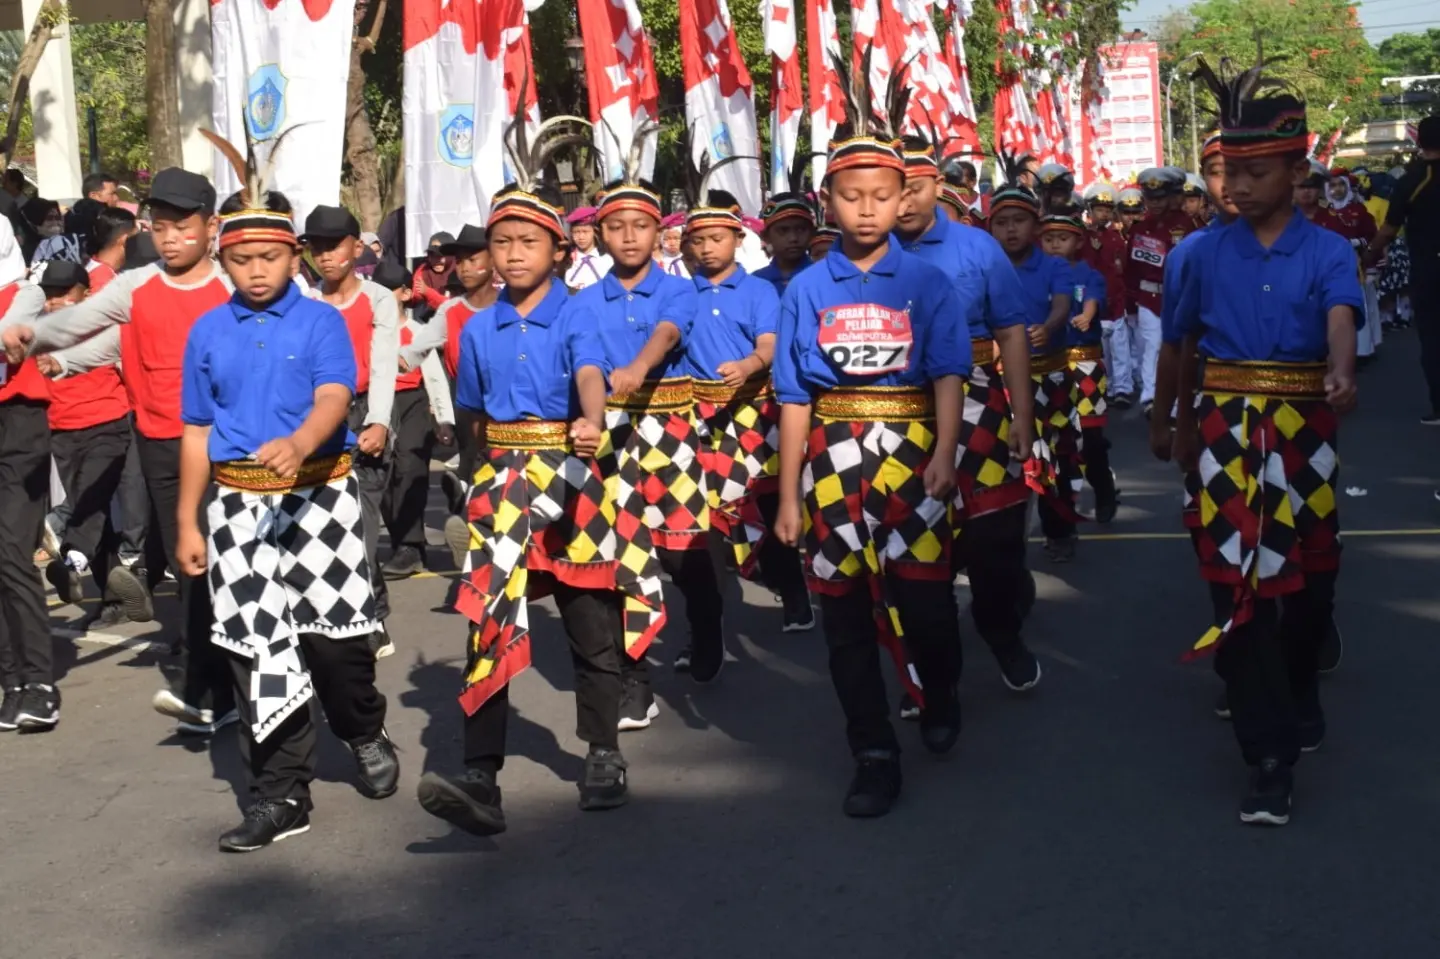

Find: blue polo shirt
[181,281,356,463]
[1160,219,1221,346]
[1173,211,1365,362]
[683,265,781,380]
[572,264,697,379]
[1065,259,1107,346]
[1010,246,1074,354]
[453,281,609,421]
[773,242,971,405]
[753,259,811,297]
[896,213,1028,339]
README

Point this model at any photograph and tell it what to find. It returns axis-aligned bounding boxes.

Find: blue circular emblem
[438,106,475,169]
[246,64,287,142]
[822,310,836,326]
[710,124,735,161]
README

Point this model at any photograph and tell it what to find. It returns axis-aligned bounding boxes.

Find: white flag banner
[210,0,355,230]
[680,0,762,212]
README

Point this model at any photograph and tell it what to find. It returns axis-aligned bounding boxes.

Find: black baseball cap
[300,205,361,243]
[428,231,456,252]
[148,168,217,216]
[372,258,411,291]
[437,224,487,255]
[39,259,90,291]
[123,231,160,271]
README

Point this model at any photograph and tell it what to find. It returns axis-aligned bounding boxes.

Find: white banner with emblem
[210,0,355,230]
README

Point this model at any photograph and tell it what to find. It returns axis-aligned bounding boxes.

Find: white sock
[65,549,90,573]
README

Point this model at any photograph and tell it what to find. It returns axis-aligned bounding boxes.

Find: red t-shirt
[47,260,130,430]
[0,283,48,405]
[396,325,424,391]
[441,300,477,381]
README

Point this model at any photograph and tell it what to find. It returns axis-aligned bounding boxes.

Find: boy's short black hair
[82,171,116,196]
[1418,115,1440,151]
[90,207,138,256]
[4,168,26,190]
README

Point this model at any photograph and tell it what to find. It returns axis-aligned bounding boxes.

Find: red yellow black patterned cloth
[601,377,712,552]
[455,422,667,715]
[1186,360,1340,659]
[1067,344,1109,429]
[955,344,1029,522]
[693,376,780,576]
[1030,352,1086,522]
[802,386,952,707]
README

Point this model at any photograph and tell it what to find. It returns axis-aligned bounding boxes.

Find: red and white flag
[938,0,981,155]
[210,0,354,229]
[501,1,544,185]
[402,0,520,257]
[1079,55,1112,183]
[806,0,844,183]
[1315,122,1346,166]
[850,0,891,117]
[680,0,762,212]
[761,0,803,193]
[993,0,1039,161]
[577,0,660,184]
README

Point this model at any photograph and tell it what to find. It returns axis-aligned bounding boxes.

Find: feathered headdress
[760,148,822,230]
[824,44,911,178]
[680,123,759,233]
[491,68,591,239]
[988,148,1041,220]
[595,114,663,222]
[1192,47,1307,159]
[901,110,949,180]
[202,124,304,249]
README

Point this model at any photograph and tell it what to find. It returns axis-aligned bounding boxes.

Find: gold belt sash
[815,386,934,423]
[692,376,774,405]
[1201,359,1328,399]
[607,376,694,413]
[1029,351,1068,375]
[485,419,570,451]
[214,452,352,494]
[971,337,997,367]
[1067,343,1104,363]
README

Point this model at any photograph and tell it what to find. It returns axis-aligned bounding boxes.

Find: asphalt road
[5,331,1440,959]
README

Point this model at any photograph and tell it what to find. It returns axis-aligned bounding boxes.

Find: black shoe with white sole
[176,708,240,737]
[417,768,506,836]
[45,558,84,606]
[82,603,129,632]
[382,545,426,580]
[0,686,22,731]
[673,646,692,673]
[578,747,629,811]
[618,682,658,731]
[781,588,816,632]
[218,799,312,852]
[351,730,401,798]
[1420,411,1440,427]
[1239,758,1292,827]
[1214,690,1231,720]
[106,564,155,623]
[367,627,395,661]
[996,642,1042,692]
[843,751,902,818]
[919,686,961,755]
[898,692,920,722]
[15,684,59,731]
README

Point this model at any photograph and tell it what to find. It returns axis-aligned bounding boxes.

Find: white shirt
[565,249,612,289]
[659,253,689,279]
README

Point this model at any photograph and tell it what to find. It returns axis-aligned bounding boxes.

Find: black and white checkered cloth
[207,475,378,742]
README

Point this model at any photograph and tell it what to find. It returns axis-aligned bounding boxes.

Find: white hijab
[1329,176,1358,211]
[0,215,26,286]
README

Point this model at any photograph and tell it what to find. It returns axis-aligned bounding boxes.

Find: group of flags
[207,0,1113,259]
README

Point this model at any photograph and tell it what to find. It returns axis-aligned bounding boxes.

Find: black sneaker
[367,627,395,661]
[441,469,470,516]
[82,603,129,631]
[1095,483,1119,524]
[1111,393,1133,410]
[1214,690,1231,720]
[218,798,312,852]
[443,514,471,570]
[898,692,920,722]
[1420,411,1440,427]
[618,681,658,731]
[919,686,962,755]
[1299,718,1325,753]
[842,750,902,818]
[106,564,154,623]
[673,645,692,673]
[1044,536,1076,563]
[350,729,401,798]
[689,633,725,684]
[417,768,506,836]
[578,747,629,810]
[0,686,22,731]
[1239,758,1293,826]
[996,642,1042,692]
[45,557,83,606]
[382,545,425,580]
[15,684,59,731]
[781,588,816,632]
[1317,618,1342,674]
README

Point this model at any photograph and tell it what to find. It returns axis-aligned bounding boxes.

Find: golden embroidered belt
[971,337,997,367]
[485,419,570,451]
[1201,359,1328,399]
[815,386,934,422]
[607,376,694,413]
[1029,351,1069,375]
[1067,343,1104,363]
[692,376,774,405]
[214,452,351,493]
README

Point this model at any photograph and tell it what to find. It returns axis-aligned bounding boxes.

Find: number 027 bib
[816,303,914,376]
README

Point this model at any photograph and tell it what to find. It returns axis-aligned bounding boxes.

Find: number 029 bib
[1130,235,1167,268]
[816,303,914,376]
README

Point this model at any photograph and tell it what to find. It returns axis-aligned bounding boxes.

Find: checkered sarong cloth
[803,411,953,707]
[1187,392,1340,659]
[955,360,1028,521]
[455,445,667,715]
[1070,357,1109,428]
[602,406,711,552]
[207,474,377,742]
[1032,365,1086,520]
[695,382,780,576]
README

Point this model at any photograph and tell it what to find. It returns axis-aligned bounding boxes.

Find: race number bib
[816,303,914,376]
[1130,235,1166,268]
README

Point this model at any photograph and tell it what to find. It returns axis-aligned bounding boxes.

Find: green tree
[1376,28,1440,107]
[71,22,150,177]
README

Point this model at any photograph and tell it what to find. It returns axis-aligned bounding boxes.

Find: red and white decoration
[679,0,762,212]
[805,0,844,183]
[938,0,982,156]
[502,0,545,183]
[761,0,803,192]
[210,0,355,229]
[577,0,660,183]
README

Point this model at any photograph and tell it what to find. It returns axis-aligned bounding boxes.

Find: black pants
[819,576,961,756]
[1413,264,1440,413]
[134,433,232,713]
[384,387,435,551]
[1081,426,1115,504]
[0,401,53,688]
[455,407,480,499]
[464,578,623,771]
[754,491,807,598]
[1212,572,1336,767]
[349,396,392,621]
[957,502,1030,655]
[50,416,131,594]
[621,535,726,688]
[114,424,150,567]
[226,634,387,802]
